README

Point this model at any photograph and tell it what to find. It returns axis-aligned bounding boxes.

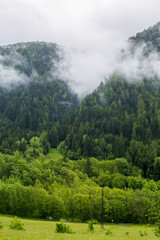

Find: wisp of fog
[0,63,30,90]
[56,40,160,99]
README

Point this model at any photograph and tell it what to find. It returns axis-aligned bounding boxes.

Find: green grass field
[46,148,63,159]
[0,215,158,240]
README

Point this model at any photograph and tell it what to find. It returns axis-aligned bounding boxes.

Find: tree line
[0,144,160,223]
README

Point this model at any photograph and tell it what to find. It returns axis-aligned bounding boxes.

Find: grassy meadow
[0,215,158,240]
[0,148,158,239]
[46,148,63,159]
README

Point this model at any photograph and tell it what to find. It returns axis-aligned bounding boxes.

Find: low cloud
[56,48,110,98]
[0,0,160,96]
[115,42,160,82]
[0,63,31,90]
[56,41,160,98]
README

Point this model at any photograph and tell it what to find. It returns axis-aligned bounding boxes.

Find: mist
[56,48,112,98]
[1,37,160,97]
[0,0,160,96]
[114,42,160,82]
[56,40,160,98]
[0,51,31,90]
[0,64,31,90]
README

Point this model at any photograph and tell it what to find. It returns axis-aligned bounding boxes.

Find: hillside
[1,23,160,224]
[60,75,160,177]
[61,22,160,179]
[0,42,78,153]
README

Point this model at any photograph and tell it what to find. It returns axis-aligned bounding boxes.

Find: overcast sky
[0,0,160,97]
[0,0,160,49]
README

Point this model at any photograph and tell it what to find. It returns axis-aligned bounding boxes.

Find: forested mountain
[1,24,160,171]
[60,22,160,179]
[1,23,160,224]
[1,23,160,157]
[0,42,78,153]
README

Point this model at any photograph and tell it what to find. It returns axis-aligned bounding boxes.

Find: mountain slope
[1,22,160,171]
[61,74,160,177]
[0,42,60,79]
[0,42,78,153]
[60,23,160,178]
[130,21,160,51]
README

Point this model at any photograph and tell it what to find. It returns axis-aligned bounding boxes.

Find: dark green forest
[61,75,160,179]
[0,23,160,224]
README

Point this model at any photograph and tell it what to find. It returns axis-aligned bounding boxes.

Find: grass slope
[46,148,63,159]
[0,215,158,240]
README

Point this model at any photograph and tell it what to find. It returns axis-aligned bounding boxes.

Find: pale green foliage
[55,221,73,234]
[9,217,25,230]
[88,220,94,231]
[148,191,160,223]
[26,137,44,158]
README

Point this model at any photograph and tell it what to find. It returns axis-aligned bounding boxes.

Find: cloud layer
[0,0,160,49]
[56,42,160,98]
[0,0,160,96]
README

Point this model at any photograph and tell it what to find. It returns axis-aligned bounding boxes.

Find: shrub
[139,230,147,237]
[88,220,94,231]
[106,229,112,235]
[55,221,73,233]
[9,217,25,231]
